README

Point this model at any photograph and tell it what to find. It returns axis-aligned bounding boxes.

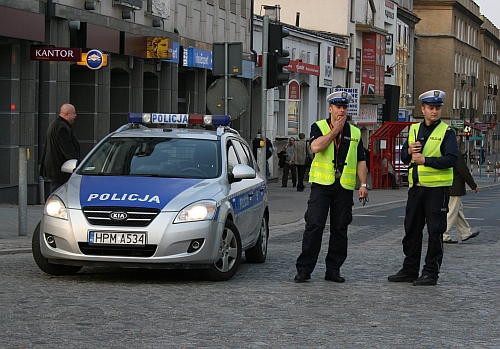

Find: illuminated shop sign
[182,47,212,69]
[30,46,81,61]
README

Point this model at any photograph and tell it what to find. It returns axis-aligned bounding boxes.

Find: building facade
[0,0,254,204]
[414,0,500,154]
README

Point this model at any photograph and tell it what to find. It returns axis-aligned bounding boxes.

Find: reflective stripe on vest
[309,120,360,189]
[408,122,453,187]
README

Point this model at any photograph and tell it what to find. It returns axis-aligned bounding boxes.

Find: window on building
[241,0,247,18]
[229,0,236,14]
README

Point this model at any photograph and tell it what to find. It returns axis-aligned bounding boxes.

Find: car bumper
[39,209,224,268]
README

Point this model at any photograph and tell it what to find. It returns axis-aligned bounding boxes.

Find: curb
[0,248,31,255]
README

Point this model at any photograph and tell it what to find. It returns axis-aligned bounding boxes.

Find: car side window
[227,141,239,173]
[232,140,251,167]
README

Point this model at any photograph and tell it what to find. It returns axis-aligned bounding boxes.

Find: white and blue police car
[32,113,269,281]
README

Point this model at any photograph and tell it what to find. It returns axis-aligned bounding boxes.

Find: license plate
[88,231,147,245]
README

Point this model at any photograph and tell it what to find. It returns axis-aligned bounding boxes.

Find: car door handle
[260,186,265,192]
[248,192,254,197]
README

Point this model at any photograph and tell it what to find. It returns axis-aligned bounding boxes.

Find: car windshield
[78,137,221,179]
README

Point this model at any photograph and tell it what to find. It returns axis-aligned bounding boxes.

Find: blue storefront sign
[182,47,212,69]
[163,41,180,64]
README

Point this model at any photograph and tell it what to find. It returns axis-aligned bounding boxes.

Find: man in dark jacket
[443,137,479,243]
[41,103,80,194]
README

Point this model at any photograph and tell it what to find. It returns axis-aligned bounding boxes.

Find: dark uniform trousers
[296,182,353,274]
[402,186,449,279]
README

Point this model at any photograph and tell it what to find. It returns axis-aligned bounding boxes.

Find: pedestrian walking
[388,90,458,286]
[443,140,480,243]
[292,133,313,192]
[281,137,297,188]
[40,103,81,194]
[295,91,368,283]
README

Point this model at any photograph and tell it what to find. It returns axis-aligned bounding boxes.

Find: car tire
[202,219,242,281]
[245,215,268,263]
[32,221,82,276]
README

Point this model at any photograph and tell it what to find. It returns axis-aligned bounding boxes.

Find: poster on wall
[319,44,334,88]
[334,87,360,118]
[146,37,171,59]
[333,47,348,69]
[362,33,385,97]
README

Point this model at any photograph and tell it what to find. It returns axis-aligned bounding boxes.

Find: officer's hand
[410,141,422,154]
[333,115,346,133]
[358,186,368,198]
[412,153,425,165]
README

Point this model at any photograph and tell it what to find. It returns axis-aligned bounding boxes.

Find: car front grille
[82,206,161,227]
[78,242,157,257]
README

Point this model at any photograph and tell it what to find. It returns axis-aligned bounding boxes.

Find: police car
[32,113,269,281]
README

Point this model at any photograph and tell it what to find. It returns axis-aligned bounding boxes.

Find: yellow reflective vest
[309,120,360,189]
[408,122,453,187]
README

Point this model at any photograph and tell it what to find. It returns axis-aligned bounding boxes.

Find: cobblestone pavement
[1,219,499,348]
[1,165,499,348]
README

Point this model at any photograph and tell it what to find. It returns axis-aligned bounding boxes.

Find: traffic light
[267,23,290,89]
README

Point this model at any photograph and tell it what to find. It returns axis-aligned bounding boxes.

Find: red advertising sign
[362,33,385,96]
[288,81,300,100]
[283,60,321,76]
[362,33,376,65]
[30,47,82,61]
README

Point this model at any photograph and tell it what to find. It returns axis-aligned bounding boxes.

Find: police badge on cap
[327,91,352,106]
[418,90,446,106]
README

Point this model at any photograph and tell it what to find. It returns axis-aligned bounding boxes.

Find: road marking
[464,217,484,220]
[354,214,386,217]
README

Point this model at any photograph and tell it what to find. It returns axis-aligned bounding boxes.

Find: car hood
[65,175,223,211]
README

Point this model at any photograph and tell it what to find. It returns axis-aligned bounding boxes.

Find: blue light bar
[128,113,231,126]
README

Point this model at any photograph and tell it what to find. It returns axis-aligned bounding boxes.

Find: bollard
[487,161,490,178]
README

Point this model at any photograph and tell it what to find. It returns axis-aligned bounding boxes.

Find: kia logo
[110,212,128,221]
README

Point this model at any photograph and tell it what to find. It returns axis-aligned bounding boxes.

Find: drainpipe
[38,0,53,203]
[249,0,258,139]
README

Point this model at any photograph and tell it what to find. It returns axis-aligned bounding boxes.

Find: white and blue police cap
[419,90,446,106]
[327,91,352,106]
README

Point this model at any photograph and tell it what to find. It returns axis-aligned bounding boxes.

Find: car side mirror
[61,159,78,174]
[228,164,256,184]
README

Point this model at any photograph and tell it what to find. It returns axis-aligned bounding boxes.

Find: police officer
[388,90,458,286]
[295,91,368,283]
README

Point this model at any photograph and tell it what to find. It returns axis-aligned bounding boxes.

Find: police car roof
[112,126,222,140]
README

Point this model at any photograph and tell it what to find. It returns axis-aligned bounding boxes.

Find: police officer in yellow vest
[295,91,368,283]
[388,90,458,286]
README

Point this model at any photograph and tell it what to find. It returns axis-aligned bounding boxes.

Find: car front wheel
[202,219,241,281]
[32,221,82,276]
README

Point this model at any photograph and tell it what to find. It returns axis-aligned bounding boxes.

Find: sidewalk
[1,172,499,255]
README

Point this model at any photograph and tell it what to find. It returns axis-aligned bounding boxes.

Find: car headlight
[44,195,68,220]
[174,200,217,223]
